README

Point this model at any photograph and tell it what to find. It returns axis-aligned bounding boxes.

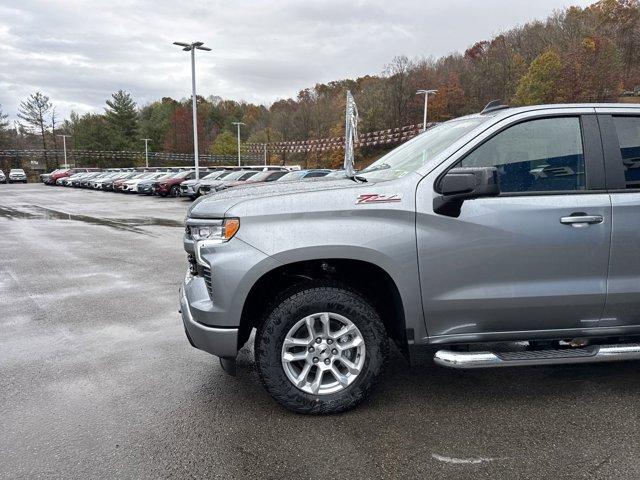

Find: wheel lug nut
[313,357,319,364]
[315,338,322,344]
[308,347,315,353]
[324,358,330,365]
[332,349,338,355]
[327,339,333,344]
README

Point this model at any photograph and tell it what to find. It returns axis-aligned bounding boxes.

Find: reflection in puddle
[0,204,183,236]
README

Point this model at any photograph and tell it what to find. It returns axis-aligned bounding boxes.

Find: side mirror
[434,166,500,217]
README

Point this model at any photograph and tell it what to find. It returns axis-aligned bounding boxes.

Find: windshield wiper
[358,163,390,174]
[345,173,368,183]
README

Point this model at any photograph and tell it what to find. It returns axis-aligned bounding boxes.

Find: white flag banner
[343,90,358,177]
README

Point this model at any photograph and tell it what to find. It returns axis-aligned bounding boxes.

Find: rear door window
[612,116,640,189]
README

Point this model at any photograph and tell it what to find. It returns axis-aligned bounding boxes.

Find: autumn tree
[590,0,640,86]
[562,35,622,101]
[513,50,565,105]
[163,104,205,154]
[383,56,416,128]
[210,131,237,155]
[429,74,467,121]
[18,91,52,160]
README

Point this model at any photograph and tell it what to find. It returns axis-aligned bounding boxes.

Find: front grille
[202,266,213,297]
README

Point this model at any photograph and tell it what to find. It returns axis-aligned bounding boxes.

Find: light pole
[141,138,151,168]
[57,134,71,167]
[173,41,211,180]
[416,89,437,132]
[232,122,245,166]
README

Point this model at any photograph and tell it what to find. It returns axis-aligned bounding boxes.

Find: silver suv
[8,168,27,183]
[180,103,640,413]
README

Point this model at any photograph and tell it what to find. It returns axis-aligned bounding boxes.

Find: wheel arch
[238,256,409,359]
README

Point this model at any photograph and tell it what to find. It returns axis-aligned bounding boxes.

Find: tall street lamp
[173,41,211,180]
[141,138,151,168]
[57,134,71,167]
[232,122,245,167]
[416,89,437,132]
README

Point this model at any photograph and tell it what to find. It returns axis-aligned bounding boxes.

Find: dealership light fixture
[416,89,437,132]
[57,134,71,167]
[173,41,212,180]
[141,138,151,168]
[232,122,245,167]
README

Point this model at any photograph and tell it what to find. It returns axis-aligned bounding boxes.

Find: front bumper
[179,235,282,358]
[156,184,170,195]
[180,184,196,196]
[180,281,239,358]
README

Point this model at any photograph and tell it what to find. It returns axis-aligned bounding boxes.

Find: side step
[434,344,640,369]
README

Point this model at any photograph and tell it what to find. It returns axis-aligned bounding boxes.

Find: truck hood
[188,178,365,218]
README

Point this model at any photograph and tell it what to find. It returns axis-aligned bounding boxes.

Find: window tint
[305,171,329,178]
[613,116,640,189]
[460,117,585,193]
[266,171,287,181]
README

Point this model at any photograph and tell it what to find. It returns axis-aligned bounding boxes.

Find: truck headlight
[186,218,240,242]
[186,219,240,267]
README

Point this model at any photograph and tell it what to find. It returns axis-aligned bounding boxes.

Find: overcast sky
[0,0,593,121]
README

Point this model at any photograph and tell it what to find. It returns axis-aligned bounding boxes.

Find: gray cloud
[0,0,593,120]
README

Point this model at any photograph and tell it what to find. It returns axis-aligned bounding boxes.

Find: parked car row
[41,165,342,200]
[0,169,28,184]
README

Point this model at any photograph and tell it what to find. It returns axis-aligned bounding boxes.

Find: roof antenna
[481,100,509,114]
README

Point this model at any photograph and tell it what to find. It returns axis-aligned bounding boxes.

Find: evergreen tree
[104,90,138,149]
[0,104,8,148]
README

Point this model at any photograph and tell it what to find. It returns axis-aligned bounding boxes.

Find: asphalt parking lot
[2,184,640,479]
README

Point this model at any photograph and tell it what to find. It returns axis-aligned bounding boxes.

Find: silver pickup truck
[180,103,640,414]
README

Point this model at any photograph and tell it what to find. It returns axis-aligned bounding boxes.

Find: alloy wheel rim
[280,312,366,395]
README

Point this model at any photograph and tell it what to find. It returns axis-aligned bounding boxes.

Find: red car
[153,170,196,197]
[45,168,100,185]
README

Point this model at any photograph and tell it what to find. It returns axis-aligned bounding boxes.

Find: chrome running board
[434,344,640,369]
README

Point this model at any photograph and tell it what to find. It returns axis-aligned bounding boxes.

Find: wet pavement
[2,184,640,479]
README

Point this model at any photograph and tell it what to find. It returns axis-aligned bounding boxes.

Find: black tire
[170,185,180,197]
[255,283,389,414]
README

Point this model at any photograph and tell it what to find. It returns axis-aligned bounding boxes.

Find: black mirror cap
[438,167,500,196]
[434,167,500,217]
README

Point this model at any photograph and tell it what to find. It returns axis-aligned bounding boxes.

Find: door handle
[559,213,603,227]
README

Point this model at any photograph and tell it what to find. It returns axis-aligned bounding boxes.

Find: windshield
[238,171,259,181]
[170,171,193,179]
[202,171,227,180]
[248,171,276,182]
[218,170,250,181]
[358,117,486,181]
[278,171,305,182]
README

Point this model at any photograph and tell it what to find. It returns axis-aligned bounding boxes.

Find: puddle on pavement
[0,205,183,236]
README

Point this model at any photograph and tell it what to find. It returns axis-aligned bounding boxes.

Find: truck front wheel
[255,284,389,414]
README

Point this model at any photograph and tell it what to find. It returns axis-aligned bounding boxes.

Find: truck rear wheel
[255,284,389,414]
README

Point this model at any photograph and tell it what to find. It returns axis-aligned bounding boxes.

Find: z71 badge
[356,194,402,204]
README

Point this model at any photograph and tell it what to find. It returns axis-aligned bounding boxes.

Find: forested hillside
[2,0,639,168]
